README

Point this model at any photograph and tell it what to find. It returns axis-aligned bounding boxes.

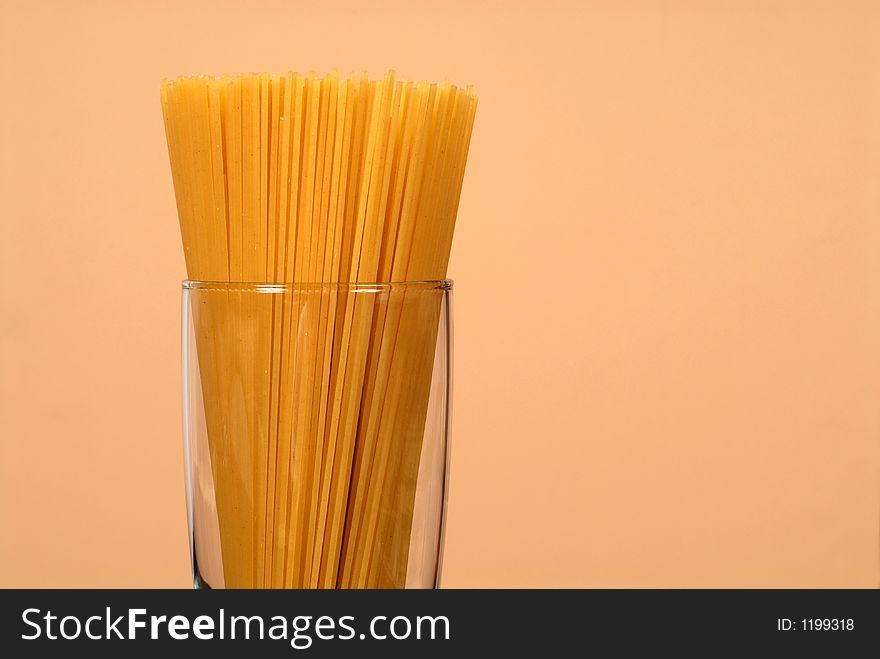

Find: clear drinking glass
[182,280,452,589]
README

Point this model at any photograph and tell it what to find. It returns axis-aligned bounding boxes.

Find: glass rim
[182,279,453,293]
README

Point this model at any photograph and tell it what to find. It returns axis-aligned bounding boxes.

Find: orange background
[2,0,879,587]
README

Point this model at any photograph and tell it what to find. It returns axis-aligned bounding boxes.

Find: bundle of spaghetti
[161,71,476,588]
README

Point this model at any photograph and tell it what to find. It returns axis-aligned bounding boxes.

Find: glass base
[192,553,214,589]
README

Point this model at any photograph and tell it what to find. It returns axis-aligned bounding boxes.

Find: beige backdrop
[1,0,879,587]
